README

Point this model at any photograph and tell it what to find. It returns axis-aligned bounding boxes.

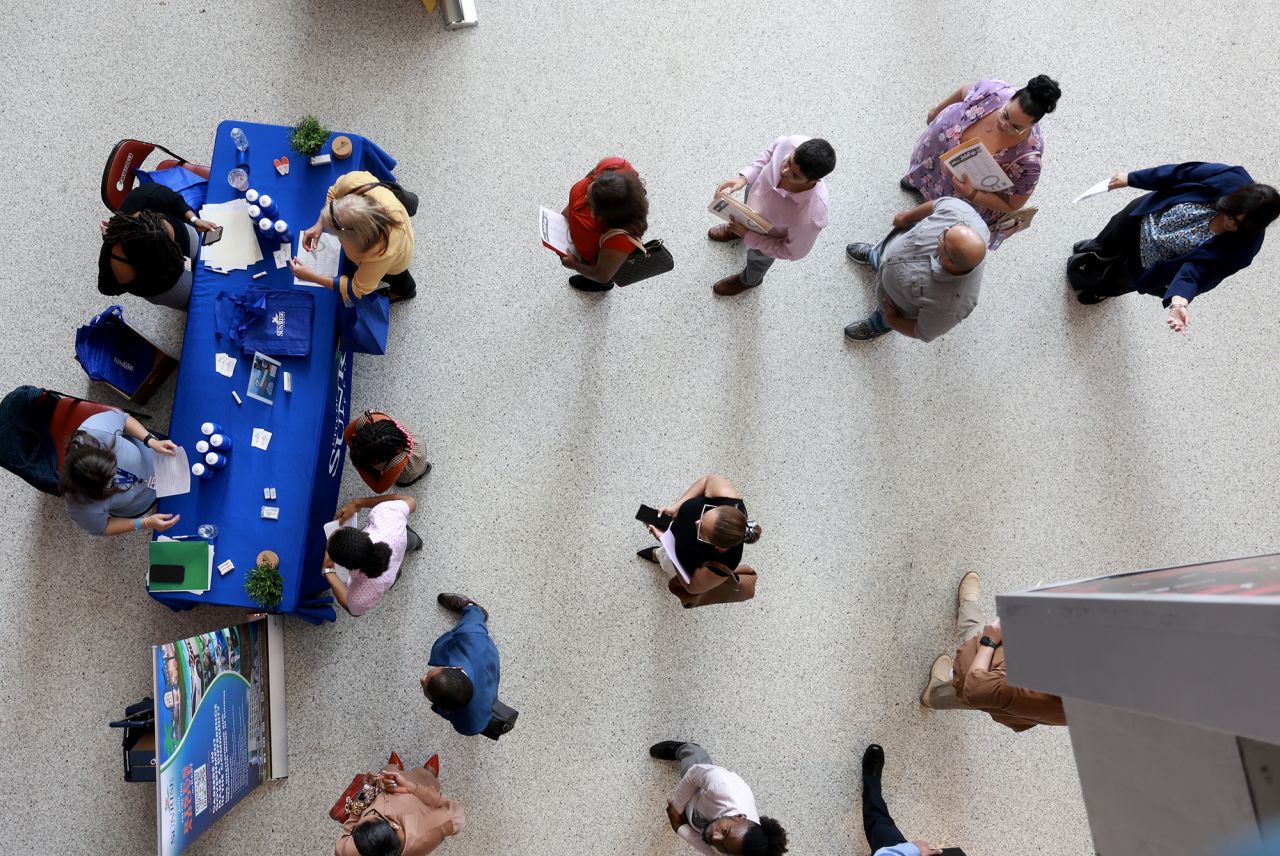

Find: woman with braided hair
[98,183,219,308]
[343,410,432,492]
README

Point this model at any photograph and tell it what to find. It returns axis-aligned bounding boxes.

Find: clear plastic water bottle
[230,127,249,152]
[197,523,219,540]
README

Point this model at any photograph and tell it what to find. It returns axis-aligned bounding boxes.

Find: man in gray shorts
[844,197,989,342]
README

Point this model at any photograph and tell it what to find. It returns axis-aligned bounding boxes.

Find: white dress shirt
[671,764,761,855]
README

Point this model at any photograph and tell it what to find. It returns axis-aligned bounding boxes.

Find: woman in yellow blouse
[291,170,417,303]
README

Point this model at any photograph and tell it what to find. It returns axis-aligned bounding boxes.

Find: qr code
[193,764,208,815]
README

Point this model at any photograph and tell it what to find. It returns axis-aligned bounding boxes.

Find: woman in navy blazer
[1071,162,1277,332]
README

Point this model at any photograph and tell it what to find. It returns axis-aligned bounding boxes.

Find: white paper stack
[199,199,264,271]
[294,232,342,284]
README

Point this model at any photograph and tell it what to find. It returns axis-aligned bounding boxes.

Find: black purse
[1066,250,1122,293]
[109,697,157,782]
[482,699,519,741]
[355,181,419,218]
[600,230,675,287]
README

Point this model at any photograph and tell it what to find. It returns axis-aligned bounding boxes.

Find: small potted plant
[245,550,284,610]
[290,115,331,157]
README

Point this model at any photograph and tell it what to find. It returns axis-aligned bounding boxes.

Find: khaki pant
[923,595,985,710]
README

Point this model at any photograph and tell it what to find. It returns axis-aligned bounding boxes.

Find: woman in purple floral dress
[903,75,1061,249]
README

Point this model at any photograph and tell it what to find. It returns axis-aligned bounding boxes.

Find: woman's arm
[683,565,729,595]
[702,474,742,500]
[323,553,352,613]
[334,493,416,522]
[122,415,178,456]
[102,513,180,536]
[927,82,972,123]
[952,173,1031,214]
[659,475,710,517]
[560,247,631,283]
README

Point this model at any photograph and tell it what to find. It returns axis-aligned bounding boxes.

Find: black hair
[1217,182,1280,235]
[101,211,185,285]
[326,527,393,578]
[589,168,649,238]
[352,817,402,856]
[742,817,789,856]
[792,139,836,181]
[59,431,124,500]
[1012,75,1061,121]
[349,419,410,473]
[425,668,474,711]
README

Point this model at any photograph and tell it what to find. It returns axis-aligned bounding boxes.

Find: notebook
[148,539,213,594]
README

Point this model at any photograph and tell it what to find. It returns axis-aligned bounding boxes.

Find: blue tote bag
[215,287,314,356]
[135,165,209,212]
[74,306,163,396]
[338,292,390,355]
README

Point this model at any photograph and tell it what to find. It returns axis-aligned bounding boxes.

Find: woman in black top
[637,474,762,607]
[98,184,218,309]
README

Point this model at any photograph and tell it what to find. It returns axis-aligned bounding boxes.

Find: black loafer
[649,740,685,760]
[569,275,614,292]
[862,744,885,779]
[637,546,659,563]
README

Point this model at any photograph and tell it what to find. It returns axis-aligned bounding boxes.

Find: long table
[153,120,398,623]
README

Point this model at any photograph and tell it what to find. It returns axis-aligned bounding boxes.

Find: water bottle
[197,523,219,540]
[247,204,262,222]
[194,439,210,455]
[258,217,275,235]
[191,462,213,480]
[230,127,249,153]
[244,188,260,205]
[209,433,233,452]
[201,422,222,436]
[258,194,279,219]
[204,451,228,470]
[273,219,293,245]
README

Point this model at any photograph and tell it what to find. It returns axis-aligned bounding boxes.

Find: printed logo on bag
[113,356,136,372]
[271,311,286,337]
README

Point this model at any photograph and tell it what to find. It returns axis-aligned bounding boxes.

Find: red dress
[566,157,639,264]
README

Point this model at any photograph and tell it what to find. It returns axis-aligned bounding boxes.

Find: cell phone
[636,504,674,531]
[149,563,185,584]
[940,848,968,856]
[202,226,224,246]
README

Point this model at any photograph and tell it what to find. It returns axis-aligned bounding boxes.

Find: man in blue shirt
[421,593,500,736]
[860,744,946,856]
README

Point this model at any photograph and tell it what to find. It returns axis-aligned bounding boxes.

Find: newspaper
[707,192,773,234]
[940,140,1014,193]
[539,206,576,258]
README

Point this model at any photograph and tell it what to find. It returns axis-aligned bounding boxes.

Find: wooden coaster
[256,550,280,569]
[332,135,353,160]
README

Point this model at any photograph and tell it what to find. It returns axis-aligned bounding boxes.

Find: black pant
[863,774,907,853]
[1076,195,1146,297]
[382,268,417,299]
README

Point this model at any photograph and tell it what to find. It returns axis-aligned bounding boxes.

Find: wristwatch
[143,432,159,447]
[979,636,1002,649]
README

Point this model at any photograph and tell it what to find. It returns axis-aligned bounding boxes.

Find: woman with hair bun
[637,474,762,609]
[558,156,649,292]
[902,74,1061,248]
[344,410,432,492]
[322,493,422,617]
[98,184,219,308]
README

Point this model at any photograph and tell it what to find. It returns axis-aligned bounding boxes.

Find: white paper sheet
[539,206,576,257]
[1073,178,1112,203]
[251,428,272,450]
[199,199,263,270]
[154,447,191,498]
[657,527,691,584]
[215,353,237,377]
[294,232,342,285]
[941,140,1014,192]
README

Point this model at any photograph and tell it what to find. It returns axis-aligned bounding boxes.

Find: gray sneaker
[844,320,886,341]
[846,242,873,265]
[406,526,424,552]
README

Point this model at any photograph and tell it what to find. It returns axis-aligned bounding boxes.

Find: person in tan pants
[921,572,1066,732]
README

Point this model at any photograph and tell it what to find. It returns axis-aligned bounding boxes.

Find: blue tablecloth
[153,120,398,623]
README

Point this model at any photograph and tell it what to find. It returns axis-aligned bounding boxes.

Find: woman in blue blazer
[1070,162,1277,332]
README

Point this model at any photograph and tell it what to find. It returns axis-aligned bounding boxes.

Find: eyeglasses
[998,106,1030,135]
[695,505,716,543]
[328,198,348,231]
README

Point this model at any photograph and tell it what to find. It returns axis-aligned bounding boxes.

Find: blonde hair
[324,193,398,255]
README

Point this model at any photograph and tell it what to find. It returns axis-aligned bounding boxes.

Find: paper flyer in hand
[940,140,1014,192]
[707,193,773,234]
[154,446,191,498]
[1073,178,1111,203]
[294,232,342,285]
[539,207,577,258]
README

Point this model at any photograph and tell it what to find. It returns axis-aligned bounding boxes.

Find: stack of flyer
[198,199,264,272]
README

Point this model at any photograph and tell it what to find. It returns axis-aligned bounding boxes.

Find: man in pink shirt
[709,135,835,296]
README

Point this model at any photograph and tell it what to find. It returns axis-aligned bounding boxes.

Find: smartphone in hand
[202,226,224,246]
[636,504,674,531]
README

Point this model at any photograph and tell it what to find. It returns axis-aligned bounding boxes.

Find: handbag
[74,305,169,397]
[134,165,209,213]
[214,287,314,356]
[1067,250,1124,294]
[338,291,391,355]
[671,566,758,609]
[599,230,675,287]
[108,697,157,783]
[482,699,519,741]
[354,181,418,218]
[329,752,403,822]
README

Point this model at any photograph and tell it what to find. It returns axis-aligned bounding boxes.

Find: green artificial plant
[244,561,284,609]
[290,115,331,157]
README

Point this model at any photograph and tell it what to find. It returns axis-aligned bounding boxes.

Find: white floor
[3,1,1280,854]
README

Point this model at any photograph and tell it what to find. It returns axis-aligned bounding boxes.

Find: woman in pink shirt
[322,494,421,617]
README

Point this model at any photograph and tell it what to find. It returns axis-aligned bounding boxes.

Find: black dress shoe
[437,592,488,620]
[569,275,614,292]
[649,740,686,760]
[637,546,659,563]
[899,176,918,192]
[862,744,885,779]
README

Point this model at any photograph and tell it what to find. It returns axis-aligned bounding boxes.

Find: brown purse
[329,752,403,822]
[670,565,757,608]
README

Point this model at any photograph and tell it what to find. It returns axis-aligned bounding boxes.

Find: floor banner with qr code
[151,615,288,855]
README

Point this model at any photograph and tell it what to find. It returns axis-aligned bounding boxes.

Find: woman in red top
[560,157,649,292]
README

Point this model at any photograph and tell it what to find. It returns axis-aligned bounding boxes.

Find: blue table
[153,120,398,623]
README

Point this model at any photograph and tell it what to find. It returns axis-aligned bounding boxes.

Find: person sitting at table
[292,170,417,304]
[98,183,219,309]
[60,409,180,536]
[345,410,432,493]
[558,156,649,292]
[322,493,422,617]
